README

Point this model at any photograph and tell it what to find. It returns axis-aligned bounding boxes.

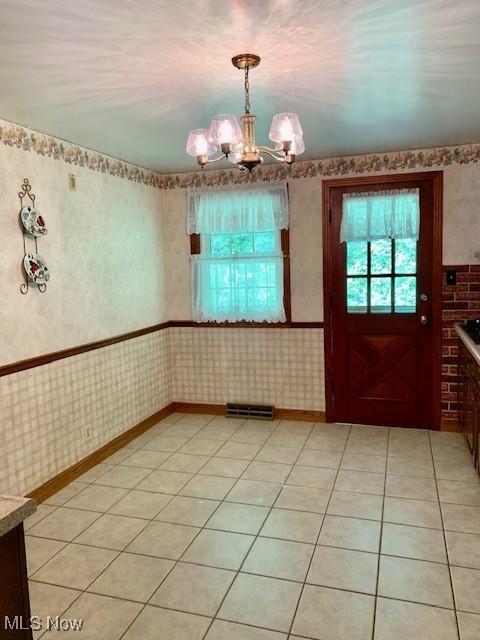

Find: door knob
[420,315,428,325]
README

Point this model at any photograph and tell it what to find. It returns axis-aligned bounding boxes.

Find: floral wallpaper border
[1,117,480,190]
[160,144,480,190]
[0,118,161,188]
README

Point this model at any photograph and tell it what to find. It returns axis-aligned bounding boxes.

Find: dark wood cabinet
[458,341,480,472]
[0,523,32,639]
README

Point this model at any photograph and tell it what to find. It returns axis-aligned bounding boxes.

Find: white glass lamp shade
[269,112,303,144]
[276,136,305,155]
[186,129,217,157]
[290,136,305,155]
[208,114,242,146]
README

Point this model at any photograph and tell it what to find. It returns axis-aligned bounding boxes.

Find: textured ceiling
[0,0,479,172]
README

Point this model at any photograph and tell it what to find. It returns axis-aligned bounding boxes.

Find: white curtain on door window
[187,182,289,234]
[340,189,420,243]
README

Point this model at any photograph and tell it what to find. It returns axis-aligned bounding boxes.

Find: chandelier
[186,53,304,172]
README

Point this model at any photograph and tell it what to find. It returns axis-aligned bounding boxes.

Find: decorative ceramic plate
[23,253,50,284]
[20,205,47,236]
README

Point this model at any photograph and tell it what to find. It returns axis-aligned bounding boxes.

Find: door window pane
[395,276,416,312]
[395,238,417,274]
[345,238,418,315]
[347,277,368,312]
[371,277,392,312]
[370,239,392,274]
[347,242,368,275]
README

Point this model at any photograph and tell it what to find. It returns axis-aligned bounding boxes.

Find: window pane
[235,262,246,287]
[371,277,392,312]
[395,239,417,274]
[347,277,368,312]
[217,263,231,287]
[267,287,278,309]
[370,239,392,274]
[395,276,416,312]
[254,288,269,311]
[217,289,232,312]
[266,262,276,287]
[231,233,253,255]
[237,287,246,312]
[346,242,368,275]
[254,231,276,254]
[210,234,231,256]
[253,262,267,287]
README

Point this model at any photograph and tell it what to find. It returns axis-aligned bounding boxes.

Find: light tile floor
[24,413,480,639]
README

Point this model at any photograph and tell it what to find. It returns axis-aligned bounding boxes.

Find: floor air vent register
[226,403,274,420]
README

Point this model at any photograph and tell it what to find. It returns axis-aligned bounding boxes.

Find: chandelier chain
[244,66,251,114]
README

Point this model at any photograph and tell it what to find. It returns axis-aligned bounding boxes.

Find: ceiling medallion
[186,53,304,172]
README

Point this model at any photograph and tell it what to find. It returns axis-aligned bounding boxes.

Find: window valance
[340,189,420,243]
[186,183,289,235]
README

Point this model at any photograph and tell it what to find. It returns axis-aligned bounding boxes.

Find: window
[341,189,419,314]
[187,185,289,323]
[346,238,417,313]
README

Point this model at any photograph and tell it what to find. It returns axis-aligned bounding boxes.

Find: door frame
[322,171,443,429]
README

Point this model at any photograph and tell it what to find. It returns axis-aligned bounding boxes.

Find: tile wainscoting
[0,326,325,497]
[442,264,480,422]
[0,330,172,497]
[169,327,325,412]
[4,308,465,497]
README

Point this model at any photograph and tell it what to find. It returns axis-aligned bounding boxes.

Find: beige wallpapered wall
[162,164,480,322]
[1,118,480,494]
[0,136,174,495]
[0,143,167,366]
[2,114,480,352]
[161,184,327,322]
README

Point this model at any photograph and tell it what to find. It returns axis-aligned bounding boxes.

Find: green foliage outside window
[210,231,276,257]
[346,238,417,313]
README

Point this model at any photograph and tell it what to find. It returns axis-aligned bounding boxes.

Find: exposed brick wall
[442,265,480,421]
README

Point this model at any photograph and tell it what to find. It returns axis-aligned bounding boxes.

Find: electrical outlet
[68,174,76,191]
[84,427,92,441]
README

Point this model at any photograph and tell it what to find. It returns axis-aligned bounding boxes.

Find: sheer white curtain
[340,189,420,242]
[187,183,289,234]
[188,183,288,323]
[191,255,286,323]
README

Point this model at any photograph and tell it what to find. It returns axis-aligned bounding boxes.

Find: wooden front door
[323,172,442,429]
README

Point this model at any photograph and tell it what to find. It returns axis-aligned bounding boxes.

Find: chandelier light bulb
[269,113,304,144]
[219,121,233,142]
[279,119,294,141]
[195,137,209,156]
[208,114,242,146]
